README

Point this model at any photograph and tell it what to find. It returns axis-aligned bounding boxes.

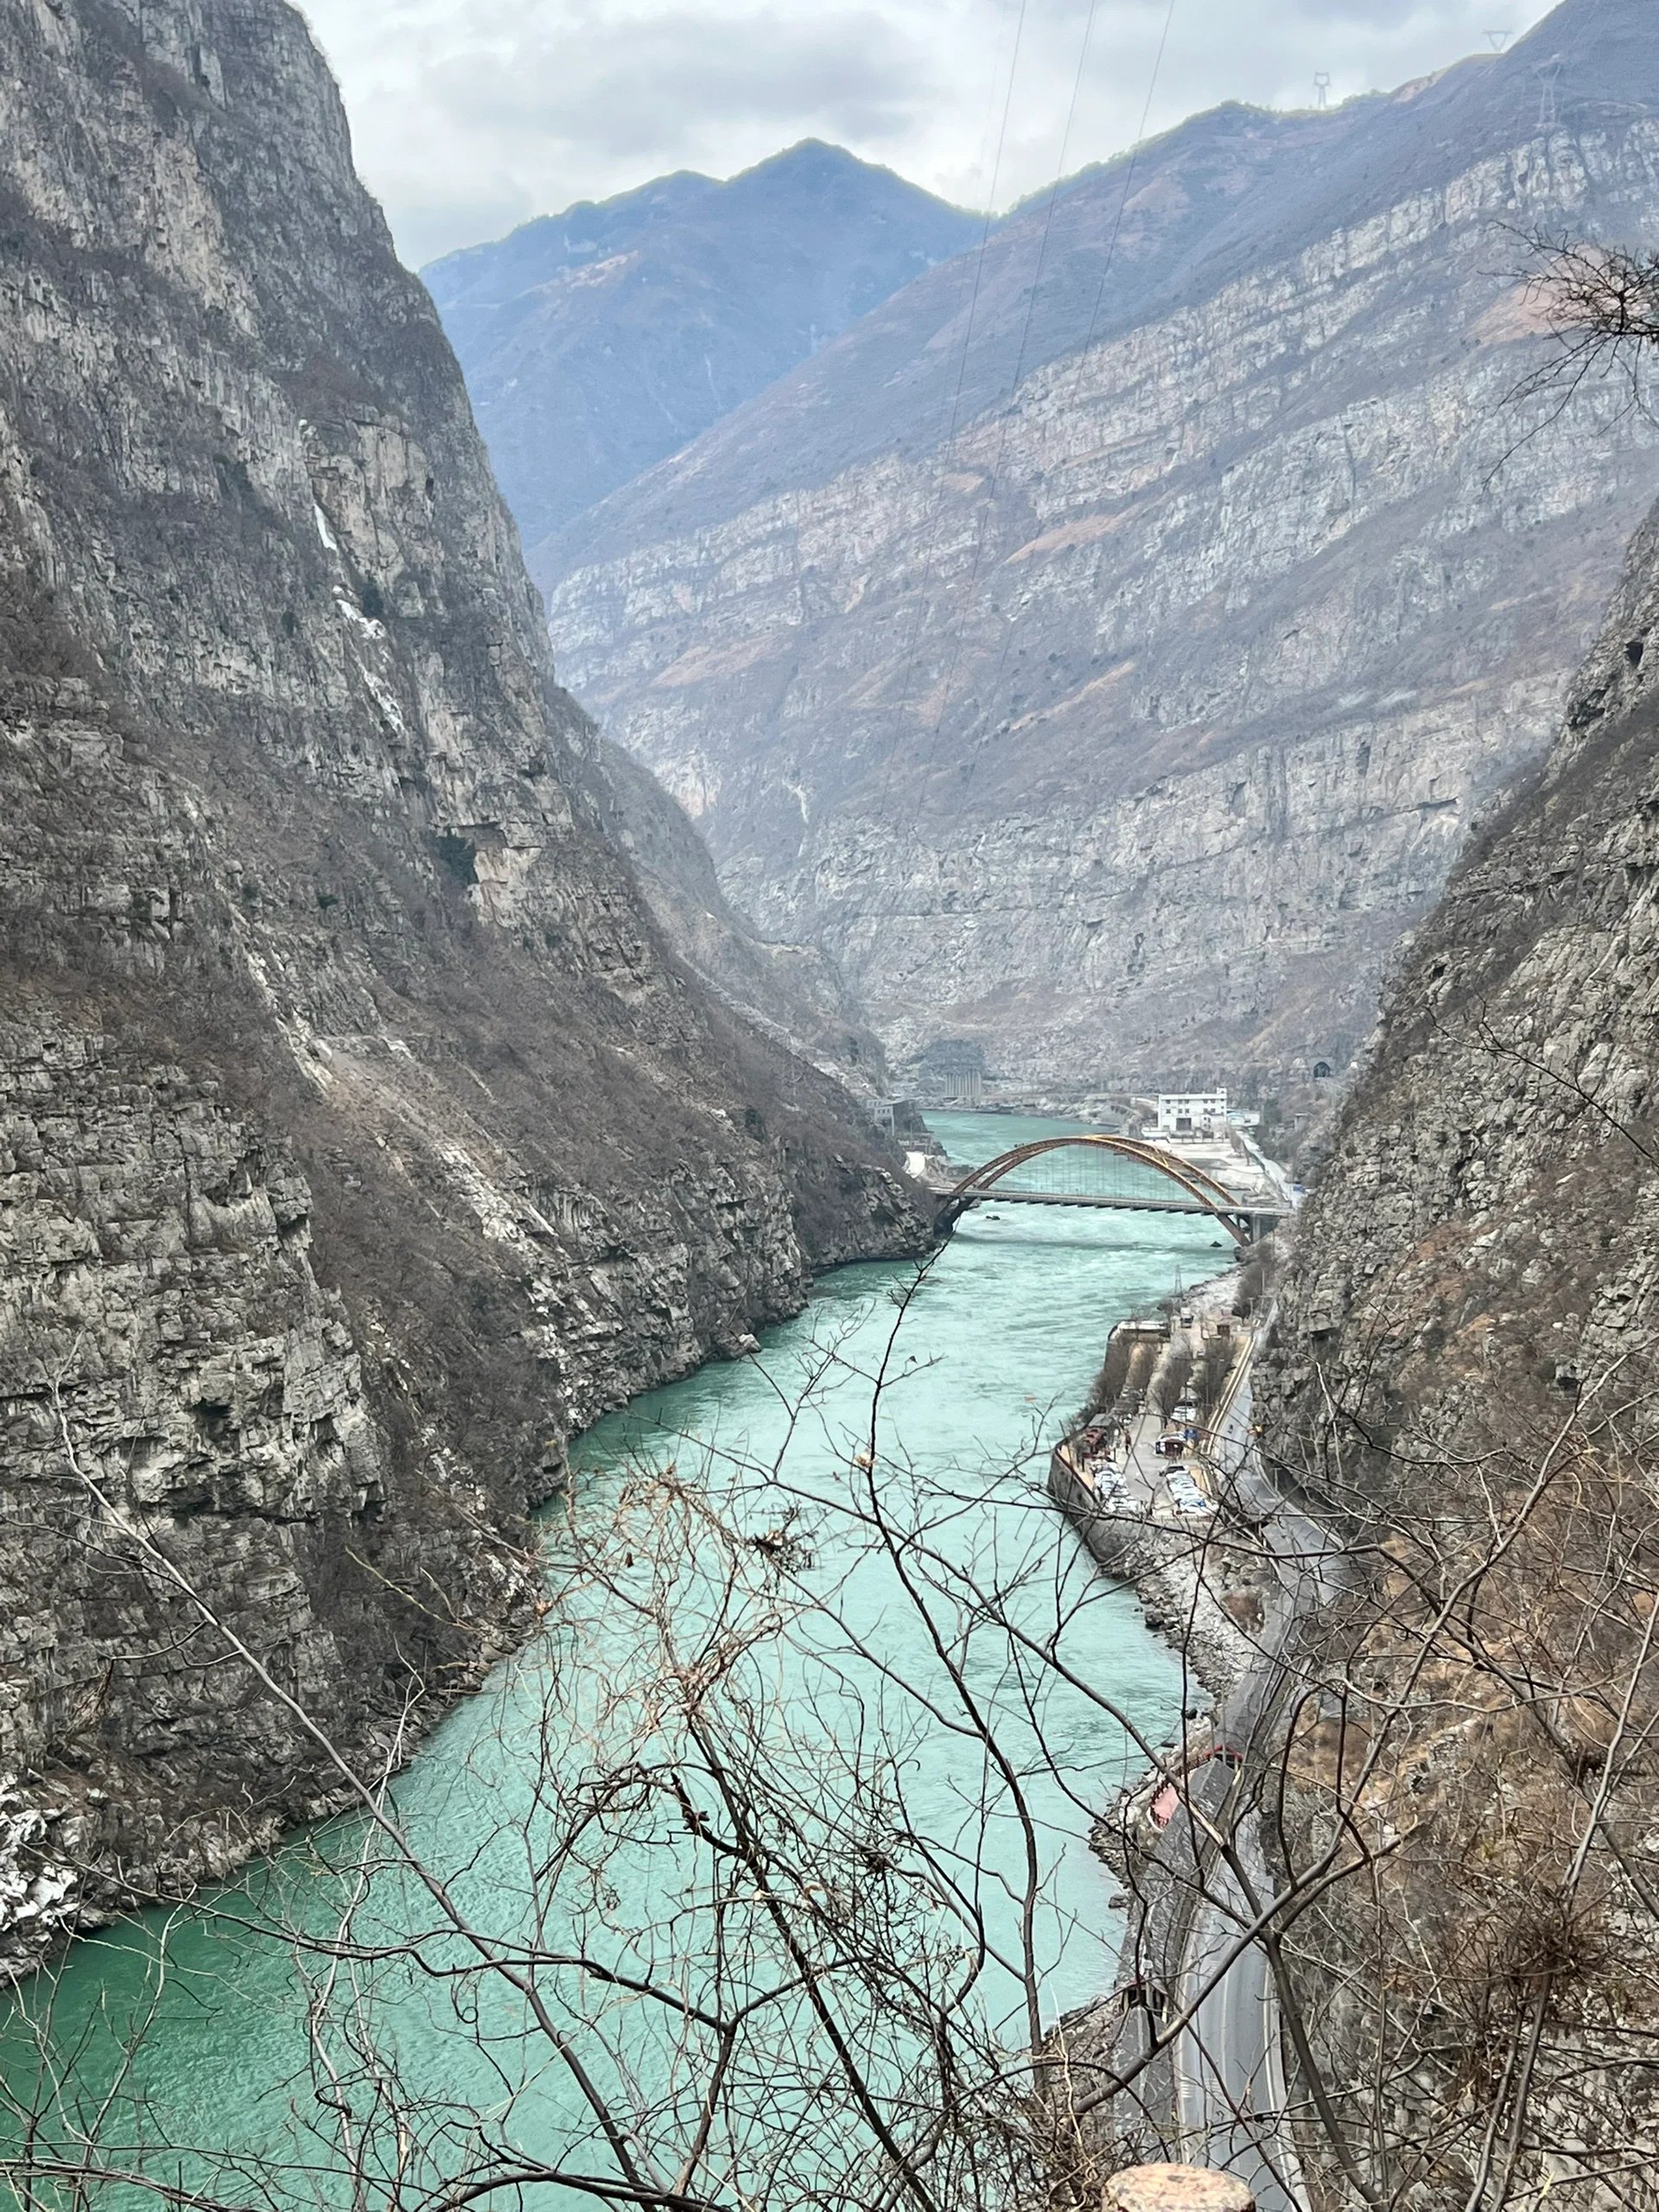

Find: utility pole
[1313,72,1332,111]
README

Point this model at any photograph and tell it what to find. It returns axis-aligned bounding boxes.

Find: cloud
[296,0,1561,268]
[430,8,931,156]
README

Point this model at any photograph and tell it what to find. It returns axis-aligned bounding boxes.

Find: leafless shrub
[1152,1348,1192,1421]
[1502,226,1659,436]
[1195,1339,1236,1421]
[1267,1323,1659,2211]
[8,1248,1655,2212]
[0,1284,1214,2212]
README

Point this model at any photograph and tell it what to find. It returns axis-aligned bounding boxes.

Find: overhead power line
[922,0,1182,830]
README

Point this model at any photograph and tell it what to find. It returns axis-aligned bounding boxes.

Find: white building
[1156,1090,1228,1137]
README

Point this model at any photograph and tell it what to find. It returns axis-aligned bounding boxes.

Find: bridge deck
[925,1185,1282,1221]
[923,1185,1235,1217]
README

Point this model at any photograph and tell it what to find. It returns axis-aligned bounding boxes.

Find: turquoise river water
[1,1111,1231,2207]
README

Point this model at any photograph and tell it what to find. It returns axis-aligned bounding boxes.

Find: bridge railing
[933,1134,1262,1245]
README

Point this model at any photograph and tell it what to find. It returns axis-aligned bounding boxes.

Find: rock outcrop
[1257,487,1659,2199]
[0,0,927,1975]
[423,143,980,551]
[590,736,893,1087]
[538,0,1659,1092]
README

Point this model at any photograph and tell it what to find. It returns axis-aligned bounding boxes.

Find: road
[1056,1292,1344,2201]
[1175,1795,1303,2211]
[1166,1341,1343,2211]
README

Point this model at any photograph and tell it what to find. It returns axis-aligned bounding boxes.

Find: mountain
[590,740,892,1084]
[0,0,925,1973]
[537,0,1659,1094]
[422,143,981,550]
[1259,480,1659,2206]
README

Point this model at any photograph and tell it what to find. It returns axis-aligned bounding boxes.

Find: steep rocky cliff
[539,0,1659,1093]
[1258,496,1659,2197]
[590,736,893,1085]
[423,143,980,551]
[0,0,926,1975]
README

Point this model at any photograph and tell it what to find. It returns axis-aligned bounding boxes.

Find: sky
[296,0,1566,270]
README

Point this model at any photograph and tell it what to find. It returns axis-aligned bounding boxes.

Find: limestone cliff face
[1256,496,1659,2200]
[1266,494,1659,1423]
[0,0,926,1974]
[539,0,1659,1090]
[589,736,893,1089]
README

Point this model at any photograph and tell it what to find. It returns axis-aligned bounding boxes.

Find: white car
[1166,1469,1212,1508]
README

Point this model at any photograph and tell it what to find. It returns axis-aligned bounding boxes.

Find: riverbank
[1048,1265,1336,2198]
[1048,1277,1274,1720]
[2,1110,1222,2208]
[1044,1274,1292,2167]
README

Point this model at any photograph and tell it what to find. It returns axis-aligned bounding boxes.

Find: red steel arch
[940,1134,1254,1243]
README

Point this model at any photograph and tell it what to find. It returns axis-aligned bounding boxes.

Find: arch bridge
[925,1135,1284,1246]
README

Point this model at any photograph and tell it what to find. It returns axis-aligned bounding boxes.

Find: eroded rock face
[538,0,1659,1089]
[1257,500,1659,2204]
[1266,513,1659,1426]
[0,0,926,1972]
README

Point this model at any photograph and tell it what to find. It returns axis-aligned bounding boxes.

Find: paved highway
[1176,1807,1303,2211]
[1166,1341,1344,2211]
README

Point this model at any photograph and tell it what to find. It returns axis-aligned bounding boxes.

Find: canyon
[535,0,1659,1093]
[0,0,925,1974]
[2,0,1657,2199]
[1260,488,1659,2195]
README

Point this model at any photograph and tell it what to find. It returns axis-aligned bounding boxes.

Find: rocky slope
[1258,497,1659,2198]
[590,737,892,1085]
[539,0,1659,1093]
[423,143,980,551]
[0,0,926,1975]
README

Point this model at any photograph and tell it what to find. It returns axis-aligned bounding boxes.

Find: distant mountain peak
[423,145,980,546]
[532,0,1659,1096]
[748,138,870,173]
[736,139,963,199]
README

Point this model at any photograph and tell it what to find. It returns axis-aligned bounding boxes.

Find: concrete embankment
[1048,1286,1275,1706]
[1046,1291,1281,2172]
[1049,1444,1261,1702]
[1051,1274,1344,2205]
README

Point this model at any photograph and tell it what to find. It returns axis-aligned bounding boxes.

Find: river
[2,1110,1231,2208]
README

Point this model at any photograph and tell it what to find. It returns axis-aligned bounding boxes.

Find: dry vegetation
[1268,1349,1659,2209]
